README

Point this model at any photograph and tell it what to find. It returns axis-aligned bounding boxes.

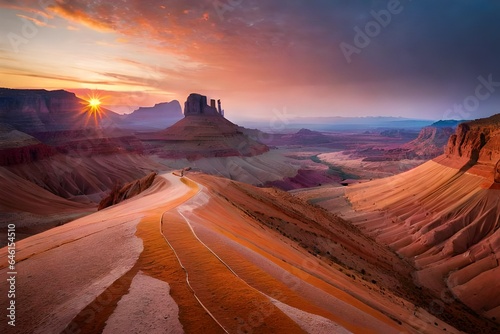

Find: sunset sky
[1,0,500,121]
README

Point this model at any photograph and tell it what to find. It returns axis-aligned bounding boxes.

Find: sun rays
[81,92,107,127]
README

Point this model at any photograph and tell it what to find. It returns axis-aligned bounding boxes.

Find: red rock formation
[403,126,454,158]
[445,114,500,164]
[0,126,57,165]
[495,160,500,183]
[98,172,157,210]
[0,143,57,166]
[139,93,269,160]
[345,113,500,323]
[184,93,221,116]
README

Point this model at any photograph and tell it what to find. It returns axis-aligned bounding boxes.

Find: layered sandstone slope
[0,124,160,204]
[2,173,491,333]
[345,114,500,324]
[4,153,162,204]
[141,93,269,159]
[0,165,92,246]
[0,151,160,243]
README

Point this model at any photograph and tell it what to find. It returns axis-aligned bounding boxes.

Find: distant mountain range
[241,116,438,132]
[0,88,120,133]
[0,88,185,133]
[121,101,183,130]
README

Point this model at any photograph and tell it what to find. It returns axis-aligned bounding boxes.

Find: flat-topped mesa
[184,93,224,117]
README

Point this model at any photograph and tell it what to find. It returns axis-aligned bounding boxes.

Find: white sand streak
[103,271,184,334]
[270,298,352,334]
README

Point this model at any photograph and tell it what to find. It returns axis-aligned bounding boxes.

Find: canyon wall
[445,114,500,165]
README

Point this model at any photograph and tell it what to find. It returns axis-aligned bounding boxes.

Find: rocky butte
[141,93,268,160]
[184,93,224,116]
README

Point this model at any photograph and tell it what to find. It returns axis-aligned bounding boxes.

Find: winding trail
[160,178,307,333]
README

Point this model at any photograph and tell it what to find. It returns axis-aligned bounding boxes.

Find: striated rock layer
[445,113,500,168]
[345,113,500,324]
[0,125,57,165]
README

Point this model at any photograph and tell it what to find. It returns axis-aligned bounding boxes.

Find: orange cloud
[48,2,115,32]
[16,14,56,28]
[1,4,53,18]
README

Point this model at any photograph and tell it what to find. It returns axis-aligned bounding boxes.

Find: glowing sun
[80,92,106,127]
[88,98,101,109]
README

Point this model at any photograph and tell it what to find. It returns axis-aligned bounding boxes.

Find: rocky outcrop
[445,113,500,164]
[403,126,455,159]
[140,93,269,160]
[0,125,56,165]
[122,101,183,130]
[184,93,222,116]
[98,172,157,210]
[0,143,57,166]
[346,159,500,324]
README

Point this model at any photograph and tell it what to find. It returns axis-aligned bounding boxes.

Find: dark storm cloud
[307,0,500,88]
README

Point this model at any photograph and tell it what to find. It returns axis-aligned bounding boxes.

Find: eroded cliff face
[445,114,500,165]
[403,126,455,159]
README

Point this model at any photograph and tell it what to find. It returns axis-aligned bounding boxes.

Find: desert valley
[0,88,498,334]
